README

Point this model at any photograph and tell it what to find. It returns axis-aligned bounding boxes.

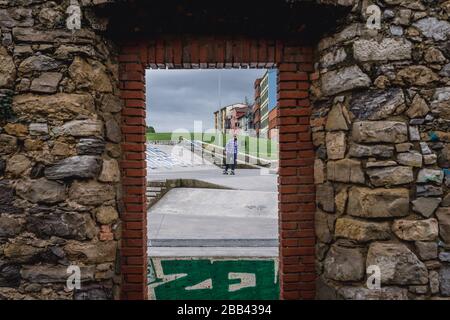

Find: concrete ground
[147,143,277,192]
[149,168,277,192]
[146,143,278,257]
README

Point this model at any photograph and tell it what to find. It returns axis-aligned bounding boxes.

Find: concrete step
[146,180,168,209]
[148,180,167,187]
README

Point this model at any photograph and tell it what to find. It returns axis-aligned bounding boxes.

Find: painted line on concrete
[148,238,279,247]
[148,247,279,257]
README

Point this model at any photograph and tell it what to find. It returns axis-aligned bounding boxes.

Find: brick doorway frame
[118,37,316,300]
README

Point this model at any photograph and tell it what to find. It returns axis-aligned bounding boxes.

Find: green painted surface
[148,258,279,300]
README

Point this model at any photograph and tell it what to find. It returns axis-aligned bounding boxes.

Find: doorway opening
[145,68,280,299]
[119,38,315,300]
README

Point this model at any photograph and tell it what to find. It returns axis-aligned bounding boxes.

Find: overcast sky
[145,69,266,132]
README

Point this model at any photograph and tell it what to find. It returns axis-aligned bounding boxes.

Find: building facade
[268,107,278,140]
[256,69,277,138]
[253,78,262,135]
[214,103,248,132]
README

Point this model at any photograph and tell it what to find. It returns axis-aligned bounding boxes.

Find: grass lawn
[147,132,278,160]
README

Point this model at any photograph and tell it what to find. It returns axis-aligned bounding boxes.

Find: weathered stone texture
[327,159,365,184]
[412,197,441,218]
[348,143,394,158]
[68,57,113,93]
[353,38,412,62]
[64,241,116,264]
[324,245,365,282]
[338,286,408,300]
[30,72,62,93]
[98,159,120,183]
[437,208,450,244]
[392,219,439,242]
[350,89,405,120]
[315,209,335,244]
[415,241,438,261]
[54,119,104,138]
[335,217,390,242]
[0,47,16,88]
[431,88,450,120]
[321,66,371,96]
[69,180,115,206]
[312,0,450,300]
[352,121,408,144]
[26,212,97,240]
[13,93,95,122]
[367,166,414,187]
[440,266,450,296]
[413,17,450,41]
[367,243,428,285]
[16,178,66,204]
[44,156,101,180]
[0,0,122,299]
[347,187,409,218]
[21,265,95,284]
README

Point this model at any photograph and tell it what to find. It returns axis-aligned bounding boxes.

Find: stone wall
[0,0,122,299]
[312,0,450,299]
[2,0,450,301]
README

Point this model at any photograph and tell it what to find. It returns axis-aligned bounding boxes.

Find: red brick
[125,99,145,108]
[121,90,145,100]
[122,126,146,134]
[279,72,309,81]
[120,71,144,81]
[278,90,309,99]
[119,38,316,300]
[122,214,145,222]
[123,117,146,126]
[126,169,146,177]
[125,153,146,161]
[100,232,114,241]
[122,143,145,152]
[126,275,145,283]
[122,177,146,186]
[122,108,145,117]
[125,63,144,73]
[125,203,146,212]
[126,239,144,247]
[120,160,146,169]
[119,54,140,62]
[125,134,146,143]
[122,230,144,239]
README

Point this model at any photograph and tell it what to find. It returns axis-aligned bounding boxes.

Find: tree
[146,126,155,133]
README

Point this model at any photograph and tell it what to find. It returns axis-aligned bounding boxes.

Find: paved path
[147,143,277,192]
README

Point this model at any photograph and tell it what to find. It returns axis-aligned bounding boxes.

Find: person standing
[223,135,238,175]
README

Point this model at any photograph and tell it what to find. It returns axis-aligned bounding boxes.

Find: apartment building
[255,69,277,138]
[214,103,249,132]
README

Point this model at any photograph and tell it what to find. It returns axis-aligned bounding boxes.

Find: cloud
[146,69,266,132]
